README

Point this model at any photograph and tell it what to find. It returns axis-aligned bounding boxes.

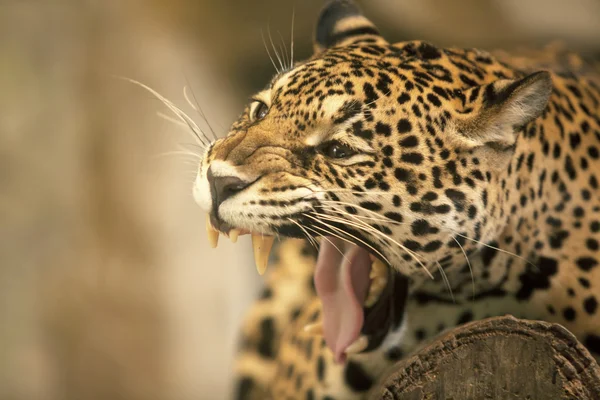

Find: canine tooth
[303,322,323,335]
[372,258,387,274]
[206,215,219,248]
[229,229,240,243]
[252,234,275,275]
[365,258,389,307]
[345,335,368,355]
[364,296,375,307]
[365,289,381,307]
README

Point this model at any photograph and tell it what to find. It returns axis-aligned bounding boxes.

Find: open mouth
[206,217,409,364]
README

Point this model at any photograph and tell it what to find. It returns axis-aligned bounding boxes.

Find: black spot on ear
[316,0,379,50]
[317,1,361,46]
[417,42,442,60]
[344,361,373,392]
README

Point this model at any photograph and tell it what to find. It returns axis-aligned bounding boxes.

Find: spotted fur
[192,1,600,399]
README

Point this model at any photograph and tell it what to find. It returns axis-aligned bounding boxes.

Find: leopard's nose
[207,166,250,213]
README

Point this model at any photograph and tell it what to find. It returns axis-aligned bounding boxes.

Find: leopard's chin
[206,217,409,362]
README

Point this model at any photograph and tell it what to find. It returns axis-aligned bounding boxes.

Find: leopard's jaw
[205,216,390,308]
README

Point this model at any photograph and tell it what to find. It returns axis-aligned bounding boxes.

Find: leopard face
[193,0,553,362]
[194,4,551,277]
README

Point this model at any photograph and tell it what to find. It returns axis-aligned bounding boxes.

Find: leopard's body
[191,2,600,399]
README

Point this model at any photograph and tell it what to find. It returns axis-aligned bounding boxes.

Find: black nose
[207,167,249,212]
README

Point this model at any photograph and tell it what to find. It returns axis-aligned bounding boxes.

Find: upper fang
[206,215,219,248]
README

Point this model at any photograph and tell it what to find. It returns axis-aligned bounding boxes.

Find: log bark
[369,316,600,400]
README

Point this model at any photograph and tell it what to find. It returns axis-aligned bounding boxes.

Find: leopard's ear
[314,0,387,55]
[455,71,553,149]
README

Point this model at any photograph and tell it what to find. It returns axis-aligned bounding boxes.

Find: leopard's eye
[320,141,356,159]
[249,101,269,121]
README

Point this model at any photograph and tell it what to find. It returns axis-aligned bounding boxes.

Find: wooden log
[369,316,600,400]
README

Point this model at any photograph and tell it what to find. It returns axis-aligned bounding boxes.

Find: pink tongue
[314,237,371,364]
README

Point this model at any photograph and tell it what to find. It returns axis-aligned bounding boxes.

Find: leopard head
[193,0,552,361]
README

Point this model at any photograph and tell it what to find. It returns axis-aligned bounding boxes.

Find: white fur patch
[193,165,212,213]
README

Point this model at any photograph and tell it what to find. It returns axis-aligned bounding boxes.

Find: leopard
[191,1,600,398]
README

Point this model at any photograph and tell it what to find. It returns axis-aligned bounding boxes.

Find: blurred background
[1,0,598,399]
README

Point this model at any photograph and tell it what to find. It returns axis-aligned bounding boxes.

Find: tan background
[1,1,598,399]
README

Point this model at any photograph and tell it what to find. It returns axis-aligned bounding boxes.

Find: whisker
[318,207,433,279]
[320,201,396,223]
[261,29,280,74]
[183,85,219,141]
[453,233,538,269]
[181,72,219,140]
[452,236,475,302]
[120,77,210,146]
[321,205,398,226]
[179,142,205,150]
[290,7,295,69]
[314,208,429,272]
[267,23,285,73]
[157,111,188,128]
[436,260,455,303]
[303,225,348,262]
[314,210,403,265]
[319,199,533,270]
[155,150,202,159]
[318,188,391,196]
[298,226,320,251]
[303,213,391,265]
[284,213,320,251]
[277,30,289,71]
[363,90,392,108]
[320,200,397,222]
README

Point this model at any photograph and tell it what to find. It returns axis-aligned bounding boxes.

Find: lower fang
[345,335,368,355]
[252,234,275,276]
